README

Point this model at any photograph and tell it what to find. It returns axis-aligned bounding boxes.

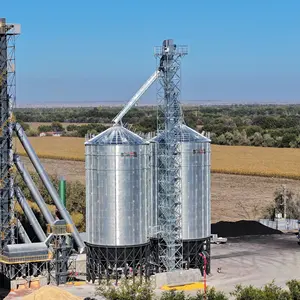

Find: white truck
[210,234,227,244]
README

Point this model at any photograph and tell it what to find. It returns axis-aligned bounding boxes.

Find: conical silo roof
[85,125,145,145]
[150,124,210,143]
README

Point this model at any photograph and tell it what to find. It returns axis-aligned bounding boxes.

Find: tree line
[15,104,300,148]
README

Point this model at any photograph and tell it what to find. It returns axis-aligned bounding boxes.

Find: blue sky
[2,0,300,105]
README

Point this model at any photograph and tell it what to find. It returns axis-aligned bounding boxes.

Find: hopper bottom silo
[149,125,211,273]
[148,237,210,273]
[86,242,150,282]
[85,126,150,282]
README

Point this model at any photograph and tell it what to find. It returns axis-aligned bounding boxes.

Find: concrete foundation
[154,269,202,288]
[10,276,48,291]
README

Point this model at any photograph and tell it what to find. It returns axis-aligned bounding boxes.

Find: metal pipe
[13,154,55,226]
[14,123,85,252]
[58,176,66,207]
[17,219,31,244]
[15,186,46,242]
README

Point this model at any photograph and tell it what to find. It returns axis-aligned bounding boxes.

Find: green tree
[263,186,300,219]
[281,133,297,148]
[66,124,78,132]
[216,134,227,145]
[25,128,39,137]
[250,132,263,146]
[262,134,275,147]
[224,132,234,145]
[37,125,52,133]
[51,121,64,132]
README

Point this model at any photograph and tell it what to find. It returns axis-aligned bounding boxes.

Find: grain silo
[85,125,150,281]
[149,124,211,270]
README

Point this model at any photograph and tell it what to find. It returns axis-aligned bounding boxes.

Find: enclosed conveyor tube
[112,70,160,125]
[14,123,85,253]
[17,219,31,244]
[15,186,47,242]
[13,154,55,226]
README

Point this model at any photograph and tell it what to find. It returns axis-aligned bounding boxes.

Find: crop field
[15,137,300,179]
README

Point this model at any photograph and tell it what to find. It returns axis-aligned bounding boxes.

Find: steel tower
[0,18,20,250]
[155,39,187,271]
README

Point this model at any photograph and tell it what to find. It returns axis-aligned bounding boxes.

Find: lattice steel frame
[86,242,150,284]
[154,40,188,271]
[0,261,50,289]
[0,19,20,252]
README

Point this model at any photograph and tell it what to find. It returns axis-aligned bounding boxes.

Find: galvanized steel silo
[85,125,149,246]
[149,124,211,240]
[180,125,211,240]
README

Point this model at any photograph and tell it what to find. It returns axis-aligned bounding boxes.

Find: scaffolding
[154,40,188,271]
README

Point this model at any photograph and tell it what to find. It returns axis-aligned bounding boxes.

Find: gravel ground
[208,233,300,295]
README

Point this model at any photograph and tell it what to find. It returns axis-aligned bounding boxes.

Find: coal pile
[211,220,282,237]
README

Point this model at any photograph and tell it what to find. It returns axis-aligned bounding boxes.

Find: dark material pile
[211,220,282,237]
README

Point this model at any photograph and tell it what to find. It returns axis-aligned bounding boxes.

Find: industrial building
[0,17,211,288]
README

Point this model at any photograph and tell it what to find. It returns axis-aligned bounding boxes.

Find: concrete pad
[155,269,202,288]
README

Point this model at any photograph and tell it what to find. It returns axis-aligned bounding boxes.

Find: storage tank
[85,125,150,281]
[150,124,211,268]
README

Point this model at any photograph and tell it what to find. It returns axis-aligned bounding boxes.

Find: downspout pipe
[15,186,47,242]
[17,219,31,244]
[13,154,55,226]
[14,123,85,253]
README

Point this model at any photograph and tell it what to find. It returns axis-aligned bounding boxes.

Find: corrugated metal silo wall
[85,143,149,246]
[149,139,211,240]
[181,141,211,240]
[149,141,158,238]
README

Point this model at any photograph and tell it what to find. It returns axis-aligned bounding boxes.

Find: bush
[286,280,300,299]
[160,290,187,300]
[231,282,291,300]
[195,288,228,300]
[94,280,300,299]
[96,279,154,300]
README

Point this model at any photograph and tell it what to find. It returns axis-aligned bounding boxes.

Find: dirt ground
[21,156,300,223]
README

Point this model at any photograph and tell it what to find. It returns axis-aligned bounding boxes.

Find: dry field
[18,136,300,223]
[20,156,300,223]
[16,137,300,179]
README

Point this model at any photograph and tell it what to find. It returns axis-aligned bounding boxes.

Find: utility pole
[283,184,287,219]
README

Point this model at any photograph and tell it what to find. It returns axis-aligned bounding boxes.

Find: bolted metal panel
[85,126,149,246]
[150,124,211,241]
